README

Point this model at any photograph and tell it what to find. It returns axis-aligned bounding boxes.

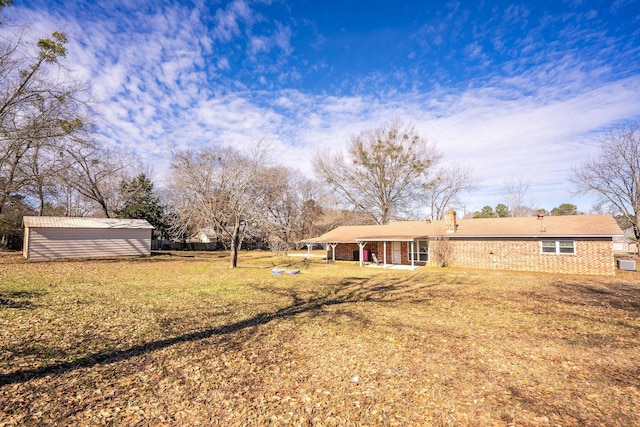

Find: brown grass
[0,251,639,426]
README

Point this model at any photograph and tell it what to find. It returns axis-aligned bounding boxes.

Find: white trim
[409,240,429,262]
[357,237,416,242]
[391,242,402,264]
[540,240,576,255]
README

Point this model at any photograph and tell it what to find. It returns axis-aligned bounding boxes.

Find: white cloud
[248,35,269,56]
[414,75,640,210]
[217,57,231,70]
[211,0,253,42]
[5,0,640,214]
[247,21,293,59]
[272,22,293,55]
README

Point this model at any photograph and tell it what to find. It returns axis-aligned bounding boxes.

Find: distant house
[188,228,217,243]
[612,227,638,254]
[23,216,154,261]
[304,211,624,276]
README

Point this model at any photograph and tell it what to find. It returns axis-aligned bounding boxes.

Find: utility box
[617,259,636,271]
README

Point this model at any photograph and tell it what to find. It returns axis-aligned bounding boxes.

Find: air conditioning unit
[617,259,636,271]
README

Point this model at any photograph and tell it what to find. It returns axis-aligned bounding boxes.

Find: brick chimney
[445,209,457,233]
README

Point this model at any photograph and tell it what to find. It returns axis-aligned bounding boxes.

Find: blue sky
[6,0,640,214]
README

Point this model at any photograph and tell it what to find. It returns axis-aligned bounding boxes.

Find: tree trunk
[632,223,640,257]
[37,182,45,216]
[0,144,29,215]
[229,219,241,268]
[99,199,111,218]
[379,204,389,225]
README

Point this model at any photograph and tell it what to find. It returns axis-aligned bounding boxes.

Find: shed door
[392,242,401,264]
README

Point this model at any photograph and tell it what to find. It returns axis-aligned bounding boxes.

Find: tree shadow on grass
[551,279,640,312]
[0,291,43,309]
[0,276,441,387]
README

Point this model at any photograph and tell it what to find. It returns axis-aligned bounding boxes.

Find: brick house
[305,211,624,276]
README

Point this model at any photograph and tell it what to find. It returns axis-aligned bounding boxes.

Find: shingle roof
[305,214,623,243]
[23,216,154,229]
[305,225,385,243]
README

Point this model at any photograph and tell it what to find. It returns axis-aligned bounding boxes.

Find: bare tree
[0,31,69,126]
[22,136,68,215]
[46,182,94,217]
[573,124,640,242]
[168,146,264,268]
[0,10,88,217]
[18,111,84,216]
[1,30,63,207]
[255,166,322,249]
[423,163,476,220]
[313,118,440,224]
[62,137,137,217]
[502,176,534,217]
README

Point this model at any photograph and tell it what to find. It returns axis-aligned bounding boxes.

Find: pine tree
[117,174,166,237]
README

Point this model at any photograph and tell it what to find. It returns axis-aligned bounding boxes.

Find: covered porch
[301,225,431,269]
[354,236,429,269]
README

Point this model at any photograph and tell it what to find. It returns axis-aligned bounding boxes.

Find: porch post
[410,241,415,267]
[383,241,387,267]
[306,243,312,258]
[328,243,337,261]
[357,241,367,267]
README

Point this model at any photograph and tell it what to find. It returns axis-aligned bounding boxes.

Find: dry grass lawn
[0,250,639,426]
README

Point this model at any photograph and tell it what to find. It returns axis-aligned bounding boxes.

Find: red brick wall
[329,239,616,275]
[333,243,360,261]
[441,239,615,276]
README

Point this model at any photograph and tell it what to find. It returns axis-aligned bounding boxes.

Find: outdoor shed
[22,216,154,261]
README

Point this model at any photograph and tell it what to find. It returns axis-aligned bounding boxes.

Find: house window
[410,240,429,261]
[541,240,575,255]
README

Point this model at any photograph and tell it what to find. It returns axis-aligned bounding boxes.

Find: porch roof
[355,236,424,242]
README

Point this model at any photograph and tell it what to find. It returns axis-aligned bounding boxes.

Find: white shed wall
[24,227,151,261]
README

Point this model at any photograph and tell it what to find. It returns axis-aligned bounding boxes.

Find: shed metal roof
[23,216,154,229]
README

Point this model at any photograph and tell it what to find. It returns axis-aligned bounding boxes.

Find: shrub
[431,234,453,267]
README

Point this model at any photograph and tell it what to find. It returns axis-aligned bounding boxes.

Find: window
[541,240,575,255]
[410,240,429,261]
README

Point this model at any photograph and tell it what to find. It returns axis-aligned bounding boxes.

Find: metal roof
[23,216,154,230]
